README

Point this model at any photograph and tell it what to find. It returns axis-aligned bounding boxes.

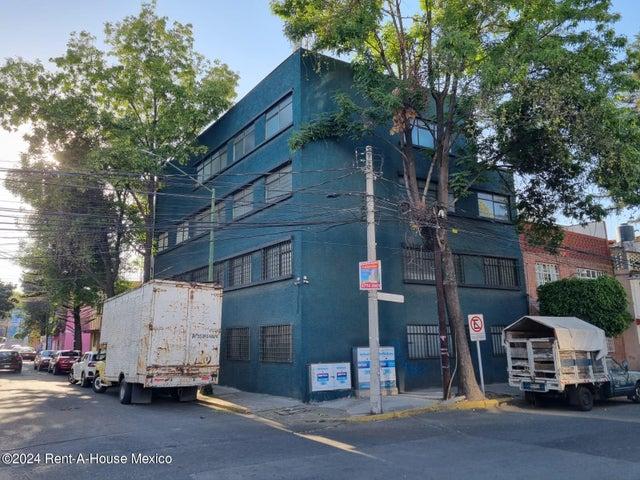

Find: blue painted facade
[154,50,529,401]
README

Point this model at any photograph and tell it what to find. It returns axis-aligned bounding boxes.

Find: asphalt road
[1,364,640,480]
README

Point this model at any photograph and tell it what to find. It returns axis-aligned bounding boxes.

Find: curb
[197,393,251,414]
[346,396,513,423]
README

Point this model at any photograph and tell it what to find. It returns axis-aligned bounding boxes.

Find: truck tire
[68,371,77,384]
[576,386,594,411]
[119,381,133,404]
[630,382,640,404]
[80,372,89,388]
[176,386,198,402]
[93,376,107,393]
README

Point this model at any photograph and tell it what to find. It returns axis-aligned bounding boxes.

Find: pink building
[50,306,94,352]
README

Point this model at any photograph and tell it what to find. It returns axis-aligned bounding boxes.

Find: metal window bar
[403,246,435,281]
[483,257,518,287]
[407,325,439,359]
[229,254,252,287]
[226,327,250,361]
[407,324,456,360]
[260,324,292,363]
[490,325,506,357]
[262,241,292,280]
[403,247,465,284]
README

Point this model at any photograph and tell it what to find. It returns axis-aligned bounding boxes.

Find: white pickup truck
[504,316,640,411]
[97,280,222,404]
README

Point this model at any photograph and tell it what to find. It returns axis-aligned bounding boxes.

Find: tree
[15,282,54,342]
[538,277,632,337]
[0,1,239,282]
[272,0,640,400]
[0,281,17,319]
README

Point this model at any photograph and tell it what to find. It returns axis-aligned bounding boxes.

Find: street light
[141,150,216,283]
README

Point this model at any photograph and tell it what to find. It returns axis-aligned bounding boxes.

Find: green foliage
[272,0,640,249]
[0,281,17,319]
[538,276,633,337]
[0,1,239,282]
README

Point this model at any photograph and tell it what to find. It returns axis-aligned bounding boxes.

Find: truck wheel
[80,372,89,388]
[630,382,640,404]
[524,391,538,406]
[68,372,77,384]
[93,376,107,394]
[576,386,594,411]
[119,381,132,404]
[175,386,198,402]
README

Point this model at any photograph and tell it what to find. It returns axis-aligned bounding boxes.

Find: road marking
[197,402,373,458]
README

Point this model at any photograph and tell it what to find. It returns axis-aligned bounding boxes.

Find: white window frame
[478,192,510,221]
[265,96,293,139]
[232,185,254,219]
[576,268,605,279]
[535,263,559,286]
[157,232,169,252]
[176,221,190,244]
[265,164,293,202]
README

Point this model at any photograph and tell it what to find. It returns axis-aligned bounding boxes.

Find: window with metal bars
[262,241,292,280]
[260,325,292,363]
[226,327,250,361]
[407,325,456,360]
[483,257,518,288]
[490,325,506,356]
[407,325,439,359]
[229,254,252,287]
[402,246,464,283]
[213,261,227,287]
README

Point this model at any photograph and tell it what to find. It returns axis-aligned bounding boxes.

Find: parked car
[18,346,36,361]
[92,350,108,393]
[34,350,55,371]
[48,350,80,375]
[0,349,22,373]
[69,351,101,387]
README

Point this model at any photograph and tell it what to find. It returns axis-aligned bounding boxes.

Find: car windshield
[41,350,53,356]
[60,351,80,357]
[95,352,106,361]
[0,351,11,359]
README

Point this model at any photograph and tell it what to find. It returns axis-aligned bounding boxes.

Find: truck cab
[605,357,640,402]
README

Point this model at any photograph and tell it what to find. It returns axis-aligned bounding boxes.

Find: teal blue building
[154,50,528,401]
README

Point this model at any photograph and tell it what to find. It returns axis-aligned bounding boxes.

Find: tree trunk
[438,228,484,400]
[421,226,451,399]
[72,304,82,351]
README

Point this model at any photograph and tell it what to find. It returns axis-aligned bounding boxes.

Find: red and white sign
[359,260,382,291]
[468,314,486,342]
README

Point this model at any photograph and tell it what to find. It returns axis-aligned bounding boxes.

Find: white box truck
[97,279,222,404]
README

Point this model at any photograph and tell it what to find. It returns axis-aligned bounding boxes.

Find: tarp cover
[504,316,608,360]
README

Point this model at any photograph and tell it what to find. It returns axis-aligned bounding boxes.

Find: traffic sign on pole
[468,314,486,394]
[468,314,486,342]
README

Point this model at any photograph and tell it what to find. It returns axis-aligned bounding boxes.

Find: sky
[0,0,639,286]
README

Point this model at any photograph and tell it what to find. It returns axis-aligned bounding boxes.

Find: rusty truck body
[99,279,222,404]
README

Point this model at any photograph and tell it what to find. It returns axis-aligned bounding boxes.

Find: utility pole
[434,245,451,399]
[364,145,382,415]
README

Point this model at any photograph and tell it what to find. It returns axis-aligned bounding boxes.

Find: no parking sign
[468,314,486,342]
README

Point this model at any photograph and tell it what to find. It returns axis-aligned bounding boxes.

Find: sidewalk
[198,383,519,424]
